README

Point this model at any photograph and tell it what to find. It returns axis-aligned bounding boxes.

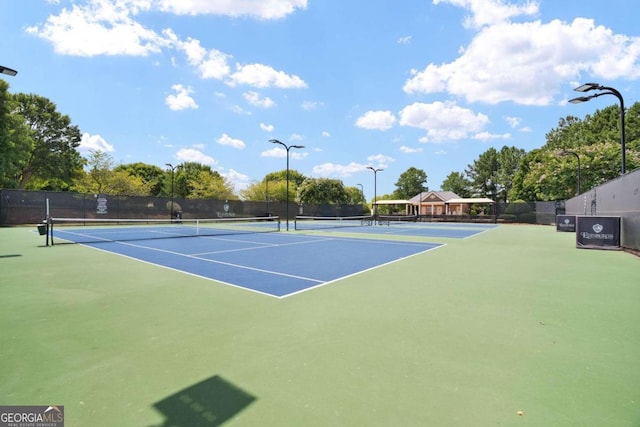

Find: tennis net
[48,216,280,245]
[376,215,418,225]
[294,215,374,231]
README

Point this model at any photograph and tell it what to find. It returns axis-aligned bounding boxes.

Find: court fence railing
[1,189,562,227]
[0,189,365,226]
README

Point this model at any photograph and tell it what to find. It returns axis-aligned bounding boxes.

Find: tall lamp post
[569,83,626,175]
[366,166,383,219]
[165,163,179,220]
[0,65,18,76]
[560,150,581,195]
[270,139,305,230]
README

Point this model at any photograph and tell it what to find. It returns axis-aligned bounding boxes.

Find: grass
[1,224,639,426]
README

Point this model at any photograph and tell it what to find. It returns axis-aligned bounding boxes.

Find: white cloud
[178,38,232,79]
[399,101,489,142]
[400,146,423,153]
[261,147,308,160]
[260,123,275,132]
[216,133,246,149]
[322,131,331,137]
[261,147,286,158]
[243,91,276,108]
[397,35,412,45]
[355,110,396,130]
[403,11,640,105]
[291,151,308,160]
[472,131,511,141]
[230,105,251,115]
[165,84,198,110]
[154,0,308,20]
[200,51,230,79]
[228,63,307,88]
[505,116,521,128]
[79,132,114,153]
[367,154,395,169]
[433,0,539,29]
[302,100,321,110]
[222,168,251,192]
[289,133,304,141]
[26,1,170,56]
[176,148,217,165]
[312,162,368,178]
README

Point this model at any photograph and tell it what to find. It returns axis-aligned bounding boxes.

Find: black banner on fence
[556,215,576,232]
[576,216,621,250]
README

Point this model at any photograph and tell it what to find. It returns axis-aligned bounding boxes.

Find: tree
[466,147,499,199]
[188,170,235,200]
[297,178,349,204]
[162,162,236,200]
[510,143,640,201]
[114,162,164,196]
[497,146,526,202]
[441,172,471,197]
[260,169,306,202]
[11,93,84,189]
[345,186,366,206]
[393,167,428,199]
[73,151,150,195]
[0,81,31,188]
[509,102,640,201]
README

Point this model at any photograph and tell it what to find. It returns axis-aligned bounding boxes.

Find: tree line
[2,79,639,205]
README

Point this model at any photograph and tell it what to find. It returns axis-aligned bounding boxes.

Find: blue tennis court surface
[296,219,497,238]
[50,219,498,297]
[62,231,442,298]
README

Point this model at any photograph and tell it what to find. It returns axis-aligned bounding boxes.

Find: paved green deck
[1,225,638,426]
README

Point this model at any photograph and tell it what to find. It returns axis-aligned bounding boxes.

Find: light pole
[366,166,383,219]
[165,163,179,220]
[0,65,18,77]
[560,150,581,195]
[270,139,305,230]
[569,83,626,174]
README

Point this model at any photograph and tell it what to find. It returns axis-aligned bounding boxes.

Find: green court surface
[1,225,639,426]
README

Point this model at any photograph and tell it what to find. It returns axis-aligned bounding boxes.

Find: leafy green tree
[73,151,150,195]
[297,178,349,204]
[85,150,113,194]
[114,162,164,196]
[441,172,471,197]
[189,170,235,200]
[509,102,640,201]
[345,186,366,206]
[393,167,427,199]
[466,147,499,200]
[260,169,307,202]
[11,93,84,189]
[163,162,236,200]
[0,81,31,188]
[497,146,526,202]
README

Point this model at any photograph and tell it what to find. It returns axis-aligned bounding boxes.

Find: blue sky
[1,0,639,200]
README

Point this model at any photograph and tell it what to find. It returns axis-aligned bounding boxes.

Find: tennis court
[45,216,444,297]
[2,222,639,426]
[294,214,497,238]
